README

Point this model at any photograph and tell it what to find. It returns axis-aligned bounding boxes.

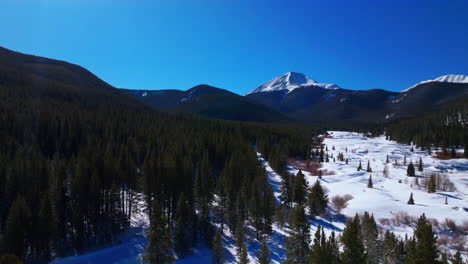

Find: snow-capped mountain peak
[246,72,340,95]
[402,74,468,93]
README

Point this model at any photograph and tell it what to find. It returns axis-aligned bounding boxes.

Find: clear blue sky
[1,0,467,94]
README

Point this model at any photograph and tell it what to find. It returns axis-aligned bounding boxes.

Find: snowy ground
[50,131,468,264]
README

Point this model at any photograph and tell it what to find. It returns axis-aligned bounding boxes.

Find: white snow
[246,72,340,95]
[402,74,468,93]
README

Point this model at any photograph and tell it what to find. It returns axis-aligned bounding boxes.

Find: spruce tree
[308,180,328,218]
[405,236,417,264]
[280,174,293,208]
[407,162,415,176]
[283,205,310,264]
[413,214,438,264]
[212,230,224,264]
[367,161,372,172]
[418,158,423,172]
[367,174,373,188]
[293,170,308,205]
[382,230,405,264]
[256,237,271,264]
[341,214,367,264]
[175,193,191,257]
[357,160,362,171]
[427,174,436,193]
[407,193,415,205]
[361,212,380,264]
[235,221,248,264]
[143,201,175,264]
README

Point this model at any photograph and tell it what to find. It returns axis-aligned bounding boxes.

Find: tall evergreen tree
[361,212,380,264]
[293,170,308,205]
[280,174,293,209]
[308,180,328,218]
[174,193,191,257]
[382,230,405,264]
[418,158,423,172]
[341,214,366,264]
[256,237,270,264]
[366,161,372,172]
[357,160,362,171]
[283,205,310,264]
[367,174,373,188]
[427,174,436,193]
[235,221,248,264]
[143,201,175,264]
[407,162,415,176]
[413,214,438,264]
[212,230,224,264]
[407,193,415,205]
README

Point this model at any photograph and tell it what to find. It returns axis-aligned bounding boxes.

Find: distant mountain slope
[0,46,142,109]
[246,72,468,122]
[122,85,289,122]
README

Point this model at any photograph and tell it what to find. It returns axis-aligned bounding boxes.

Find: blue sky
[1,0,467,94]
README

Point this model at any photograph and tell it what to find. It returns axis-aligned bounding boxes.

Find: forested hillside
[0,47,317,263]
[386,96,468,154]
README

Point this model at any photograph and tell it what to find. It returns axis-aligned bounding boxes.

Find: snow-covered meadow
[50,131,468,264]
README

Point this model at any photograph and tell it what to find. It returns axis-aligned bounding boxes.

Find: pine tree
[405,236,417,264]
[427,174,436,193]
[357,160,362,171]
[451,250,464,264]
[4,195,31,259]
[143,201,175,264]
[367,161,372,172]
[341,214,367,264]
[367,175,373,188]
[256,237,271,264]
[235,221,248,264]
[386,154,390,163]
[283,205,310,264]
[361,212,380,264]
[175,193,191,257]
[308,180,328,218]
[212,230,224,264]
[407,162,415,176]
[407,193,415,205]
[309,226,336,264]
[280,174,293,208]
[293,170,308,205]
[382,230,405,264]
[418,158,423,172]
[413,214,438,264]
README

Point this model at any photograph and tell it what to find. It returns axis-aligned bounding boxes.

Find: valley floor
[50,131,468,264]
